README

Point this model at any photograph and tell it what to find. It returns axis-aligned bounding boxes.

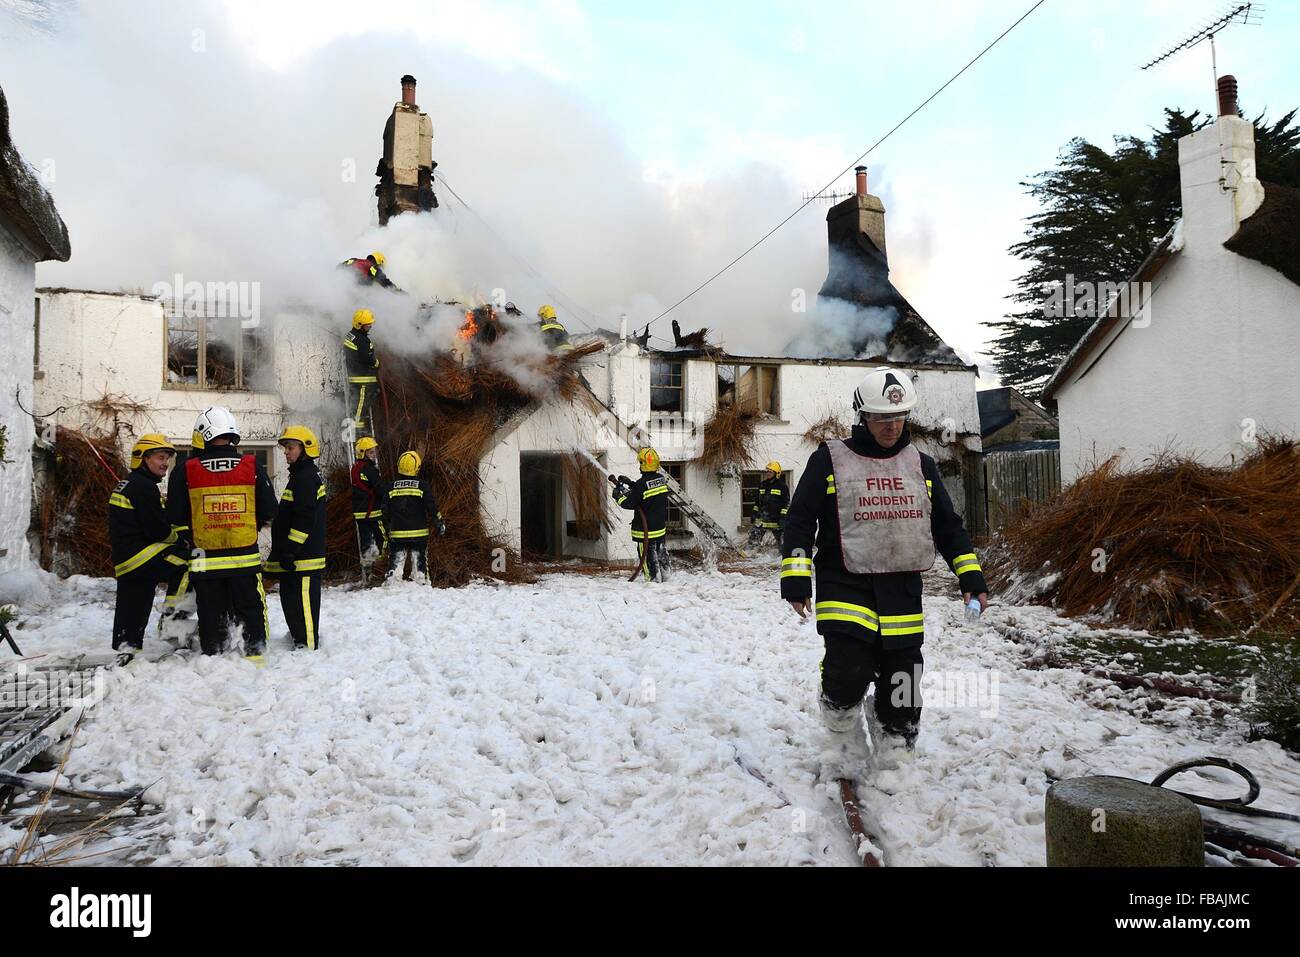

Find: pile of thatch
[34,427,128,577]
[984,438,1300,633]
[803,413,850,446]
[700,403,757,472]
[325,338,605,587]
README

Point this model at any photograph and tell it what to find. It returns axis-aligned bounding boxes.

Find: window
[717,363,779,416]
[165,305,271,391]
[651,360,684,413]
[663,461,685,530]
[740,470,765,526]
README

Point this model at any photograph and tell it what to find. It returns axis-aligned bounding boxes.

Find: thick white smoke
[2,0,844,359]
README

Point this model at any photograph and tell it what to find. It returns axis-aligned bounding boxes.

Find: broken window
[717,364,779,416]
[164,307,271,390]
[651,359,684,413]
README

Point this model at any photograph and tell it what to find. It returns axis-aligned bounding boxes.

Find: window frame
[662,461,686,531]
[650,358,685,415]
[163,301,271,392]
[717,362,780,417]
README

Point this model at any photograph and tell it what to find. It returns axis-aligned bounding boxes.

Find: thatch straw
[803,413,850,446]
[699,403,758,472]
[325,338,606,587]
[35,427,127,577]
[984,437,1300,633]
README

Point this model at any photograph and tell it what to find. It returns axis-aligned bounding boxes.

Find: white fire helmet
[193,406,241,444]
[851,367,917,418]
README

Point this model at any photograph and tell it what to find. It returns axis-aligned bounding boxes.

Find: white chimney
[1176,75,1264,250]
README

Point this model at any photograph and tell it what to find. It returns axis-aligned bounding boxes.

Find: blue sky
[6,0,1297,377]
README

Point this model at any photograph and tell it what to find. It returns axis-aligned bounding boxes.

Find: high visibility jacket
[613,470,669,540]
[539,319,572,351]
[385,478,442,540]
[108,467,186,578]
[350,459,387,520]
[344,328,380,383]
[752,476,789,529]
[341,257,397,289]
[266,456,326,574]
[167,446,277,577]
[779,425,986,649]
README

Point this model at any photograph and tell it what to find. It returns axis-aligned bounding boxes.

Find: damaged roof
[0,85,70,262]
[1223,181,1300,288]
[818,195,962,366]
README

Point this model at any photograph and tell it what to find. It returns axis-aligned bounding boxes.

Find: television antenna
[1140,3,1264,96]
[801,189,854,205]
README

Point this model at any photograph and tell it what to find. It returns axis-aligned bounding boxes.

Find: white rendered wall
[35,291,339,488]
[1055,120,1300,484]
[0,220,36,573]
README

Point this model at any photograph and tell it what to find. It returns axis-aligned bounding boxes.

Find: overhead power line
[642,0,1050,331]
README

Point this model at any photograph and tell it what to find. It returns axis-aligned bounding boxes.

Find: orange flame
[458,309,478,341]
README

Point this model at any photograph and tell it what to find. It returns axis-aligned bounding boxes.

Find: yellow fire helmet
[352,308,375,329]
[278,425,321,459]
[130,433,176,470]
[369,252,386,267]
[765,460,782,476]
[537,304,557,321]
[637,447,660,472]
[355,437,379,458]
[397,450,422,476]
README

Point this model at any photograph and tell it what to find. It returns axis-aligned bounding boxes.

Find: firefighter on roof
[748,460,788,548]
[612,447,671,582]
[780,367,988,750]
[384,451,445,585]
[167,406,278,663]
[265,426,327,650]
[537,304,573,352]
[351,437,388,575]
[339,251,398,289]
[344,308,381,437]
[108,434,188,654]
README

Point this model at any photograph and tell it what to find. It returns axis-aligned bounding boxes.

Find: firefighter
[748,460,789,548]
[612,447,671,582]
[384,451,445,585]
[109,434,188,653]
[167,407,278,663]
[339,251,398,289]
[351,436,388,573]
[780,367,988,749]
[344,308,381,437]
[537,304,573,352]
[265,426,327,650]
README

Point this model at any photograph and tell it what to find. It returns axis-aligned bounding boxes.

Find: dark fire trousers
[112,557,187,651]
[193,574,268,656]
[822,632,924,738]
[279,572,322,650]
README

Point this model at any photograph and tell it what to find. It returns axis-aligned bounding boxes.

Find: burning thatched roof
[1223,181,1300,288]
[0,85,69,262]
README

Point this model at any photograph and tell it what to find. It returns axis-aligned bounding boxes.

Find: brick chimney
[377,74,437,224]
[827,165,887,261]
